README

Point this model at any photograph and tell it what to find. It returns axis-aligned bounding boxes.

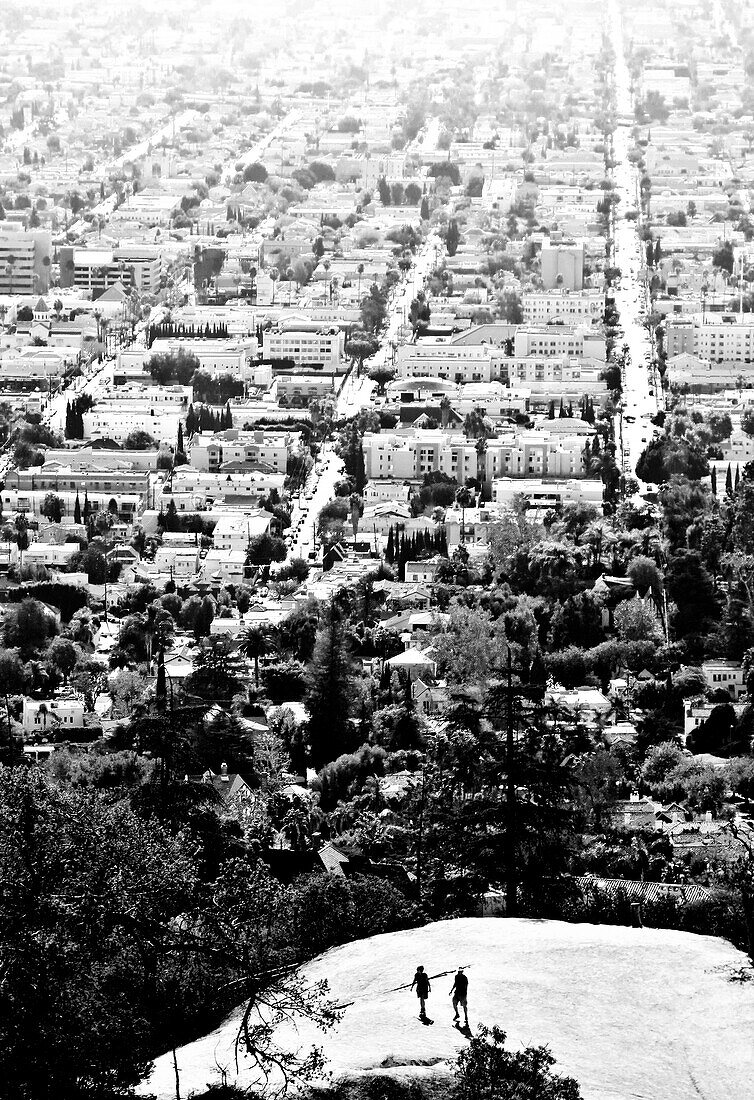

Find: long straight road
[607,0,660,483]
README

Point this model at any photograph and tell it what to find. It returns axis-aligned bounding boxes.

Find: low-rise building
[187,428,301,474]
[701,659,746,701]
[22,696,85,734]
[262,324,344,372]
[492,477,604,510]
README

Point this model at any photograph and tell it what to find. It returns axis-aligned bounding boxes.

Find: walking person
[449,968,469,1028]
[410,965,431,1020]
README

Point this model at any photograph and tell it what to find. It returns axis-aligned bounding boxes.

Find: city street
[608,0,661,484]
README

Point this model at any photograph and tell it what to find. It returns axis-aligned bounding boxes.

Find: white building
[262,326,344,372]
[491,477,604,509]
[187,428,300,474]
[362,423,593,483]
[22,696,85,734]
[0,227,52,293]
[701,659,746,701]
[522,289,604,323]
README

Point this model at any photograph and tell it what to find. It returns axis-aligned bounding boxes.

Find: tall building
[0,228,52,294]
[540,241,585,291]
[58,245,163,295]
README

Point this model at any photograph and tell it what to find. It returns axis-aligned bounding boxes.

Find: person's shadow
[454,1022,472,1038]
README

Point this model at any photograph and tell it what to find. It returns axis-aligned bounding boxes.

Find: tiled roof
[577,875,711,905]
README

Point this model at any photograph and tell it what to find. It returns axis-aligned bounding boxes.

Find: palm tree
[5,254,16,296]
[357,262,364,299]
[240,625,272,688]
[455,486,474,544]
[270,268,279,304]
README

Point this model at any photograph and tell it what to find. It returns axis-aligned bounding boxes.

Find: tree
[455,485,474,542]
[109,668,149,719]
[368,364,395,394]
[240,625,273,689]
[454,1025,581,1100]
[613,597,663,643]
[243,161,267,182]
[246,532,287,565]
[146,349,200,386]
[124,430,156,450]
[446,218,460,256]
[3,598,57,655]
[0,651,28,762]
[306,599,357,769]
[186,635,246,701]
[48,638,78,680]
[636,439,708,484]
[345,330,379,375]
[713,240,735,276]
[40,492,64,523]
[0,768,197,1098]
[433,602,496,686]
[666,550,719,638]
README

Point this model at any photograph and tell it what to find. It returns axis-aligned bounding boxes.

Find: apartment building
[522,289,604,323]
[513,323,605,361]
[81,405,183,445]
[0,348,69,388]
[274,372,336,405]
[58,245,163,295]
[666,315,754,365]
[3,461,150,519]
[0,227,52,294]
[157,468,285,513]
[396,341,500,383]
[262,325,344,372]
[540,241,585,291]
[362,425,590,483]
[188,429,301,474]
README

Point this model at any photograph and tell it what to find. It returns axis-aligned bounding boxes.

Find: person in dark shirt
[410,965,431,1019]
[449,968,469,1027]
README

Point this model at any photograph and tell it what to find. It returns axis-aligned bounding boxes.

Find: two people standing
[410,965,469,1028]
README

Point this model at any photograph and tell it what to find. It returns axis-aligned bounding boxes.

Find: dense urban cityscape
[0,0,753,1096]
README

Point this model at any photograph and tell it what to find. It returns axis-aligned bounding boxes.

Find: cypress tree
[306,600,357,769]
[726,463,733,496]
[73,492,81,524]
[735,464,741,491]
[385,525,395,564]
[711,465,717,496]
[177,422,184,453]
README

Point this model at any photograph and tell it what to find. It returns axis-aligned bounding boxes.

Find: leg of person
[452,995,459,1020]
[420,996,426,1019]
